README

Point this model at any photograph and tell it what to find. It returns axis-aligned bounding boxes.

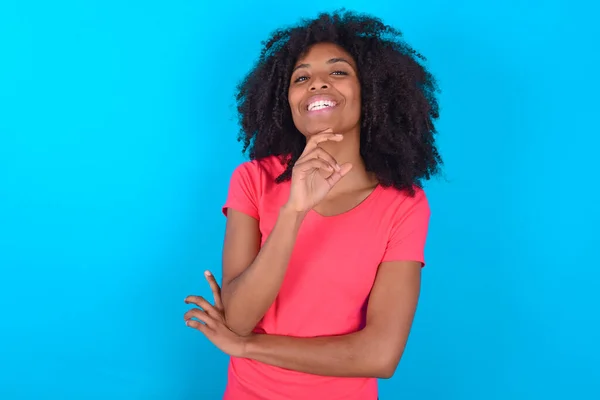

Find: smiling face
[288,42,361,137]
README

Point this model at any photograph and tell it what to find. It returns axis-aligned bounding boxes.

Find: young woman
[184,9,442,400]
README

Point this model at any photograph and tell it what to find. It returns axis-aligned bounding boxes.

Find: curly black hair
[234,9,442,195]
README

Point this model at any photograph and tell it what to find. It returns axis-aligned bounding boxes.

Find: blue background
[1,0,599,399]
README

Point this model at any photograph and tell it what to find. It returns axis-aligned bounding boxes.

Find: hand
[184,271,247,358]
[286,129,353,212]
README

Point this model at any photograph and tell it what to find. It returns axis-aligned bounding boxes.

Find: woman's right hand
[285,130,353,213]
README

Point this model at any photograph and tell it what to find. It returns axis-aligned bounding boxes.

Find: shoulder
[226,155,288,203]
[223,155,286,218]
[373,184,431,233]
[230,155,286,183]
[376,185,431,264]
[377,185,430,219]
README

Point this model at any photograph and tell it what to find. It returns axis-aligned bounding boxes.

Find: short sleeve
[221,161,261,220]
[381,189,431,266]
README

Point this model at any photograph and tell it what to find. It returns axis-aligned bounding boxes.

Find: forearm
[241,328,396,379]
[222,206,306,335]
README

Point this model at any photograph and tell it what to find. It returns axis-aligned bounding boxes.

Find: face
[288,42,361,137]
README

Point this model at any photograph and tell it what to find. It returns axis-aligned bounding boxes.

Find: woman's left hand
[184,271,247,358]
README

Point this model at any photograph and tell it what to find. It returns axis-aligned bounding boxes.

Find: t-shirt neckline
[309,183,383,219]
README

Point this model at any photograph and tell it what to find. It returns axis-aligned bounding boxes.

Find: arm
[221,206,306,336]
[219,133,349,336]
[241,260,422,379]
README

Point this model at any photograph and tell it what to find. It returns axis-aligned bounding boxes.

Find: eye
[292,70,348,84]
[294,75,309,83]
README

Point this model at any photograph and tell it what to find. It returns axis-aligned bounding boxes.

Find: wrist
[279,203,308,223]
[238,333,257,358]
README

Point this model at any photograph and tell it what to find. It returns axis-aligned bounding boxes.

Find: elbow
[376,362,398,379]
[221,292,255,337]
[372,349,404,379]
[357,329,406,379]
[228,325,254,337]
[222,311,255,337]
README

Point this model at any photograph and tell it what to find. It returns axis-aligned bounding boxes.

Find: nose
[309,76,329,91]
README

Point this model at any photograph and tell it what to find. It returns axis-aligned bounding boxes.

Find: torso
[312,182,379,217]
[222,155,426,400]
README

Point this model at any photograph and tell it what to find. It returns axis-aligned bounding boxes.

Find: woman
[184,9,442,400]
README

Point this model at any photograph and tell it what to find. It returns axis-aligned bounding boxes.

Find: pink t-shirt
[221,155,430,400]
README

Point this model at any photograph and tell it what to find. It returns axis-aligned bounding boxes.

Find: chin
[303,123,338,136]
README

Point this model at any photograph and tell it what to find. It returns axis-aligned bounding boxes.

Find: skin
[184,42,423,379]
[288,42,377,210]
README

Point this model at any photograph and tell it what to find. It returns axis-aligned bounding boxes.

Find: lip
[304,94,339,112]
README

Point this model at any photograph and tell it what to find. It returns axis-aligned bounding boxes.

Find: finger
[184,308,213,327]
[186,318,211,333]
[184,295,219,318]
[325,162,353,187]
[294,158,335,174]
[204,270,223,311]
[297,148,341,172]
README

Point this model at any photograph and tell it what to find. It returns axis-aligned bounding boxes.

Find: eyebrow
[292,57,352,72]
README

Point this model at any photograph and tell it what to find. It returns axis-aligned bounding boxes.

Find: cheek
[352,83,361,104]
[287,90,302,114]
[348,91,361,113]
[341,82,361,108]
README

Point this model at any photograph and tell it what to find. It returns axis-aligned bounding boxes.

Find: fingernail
[204,270,212,277]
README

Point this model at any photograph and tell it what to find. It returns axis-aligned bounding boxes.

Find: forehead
[294,43,355,66]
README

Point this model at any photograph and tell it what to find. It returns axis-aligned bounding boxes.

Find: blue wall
[1,0,598,399]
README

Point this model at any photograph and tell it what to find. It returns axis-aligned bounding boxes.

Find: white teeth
[308,100,336,111]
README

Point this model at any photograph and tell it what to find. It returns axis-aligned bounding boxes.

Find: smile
[307,100,337,112]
